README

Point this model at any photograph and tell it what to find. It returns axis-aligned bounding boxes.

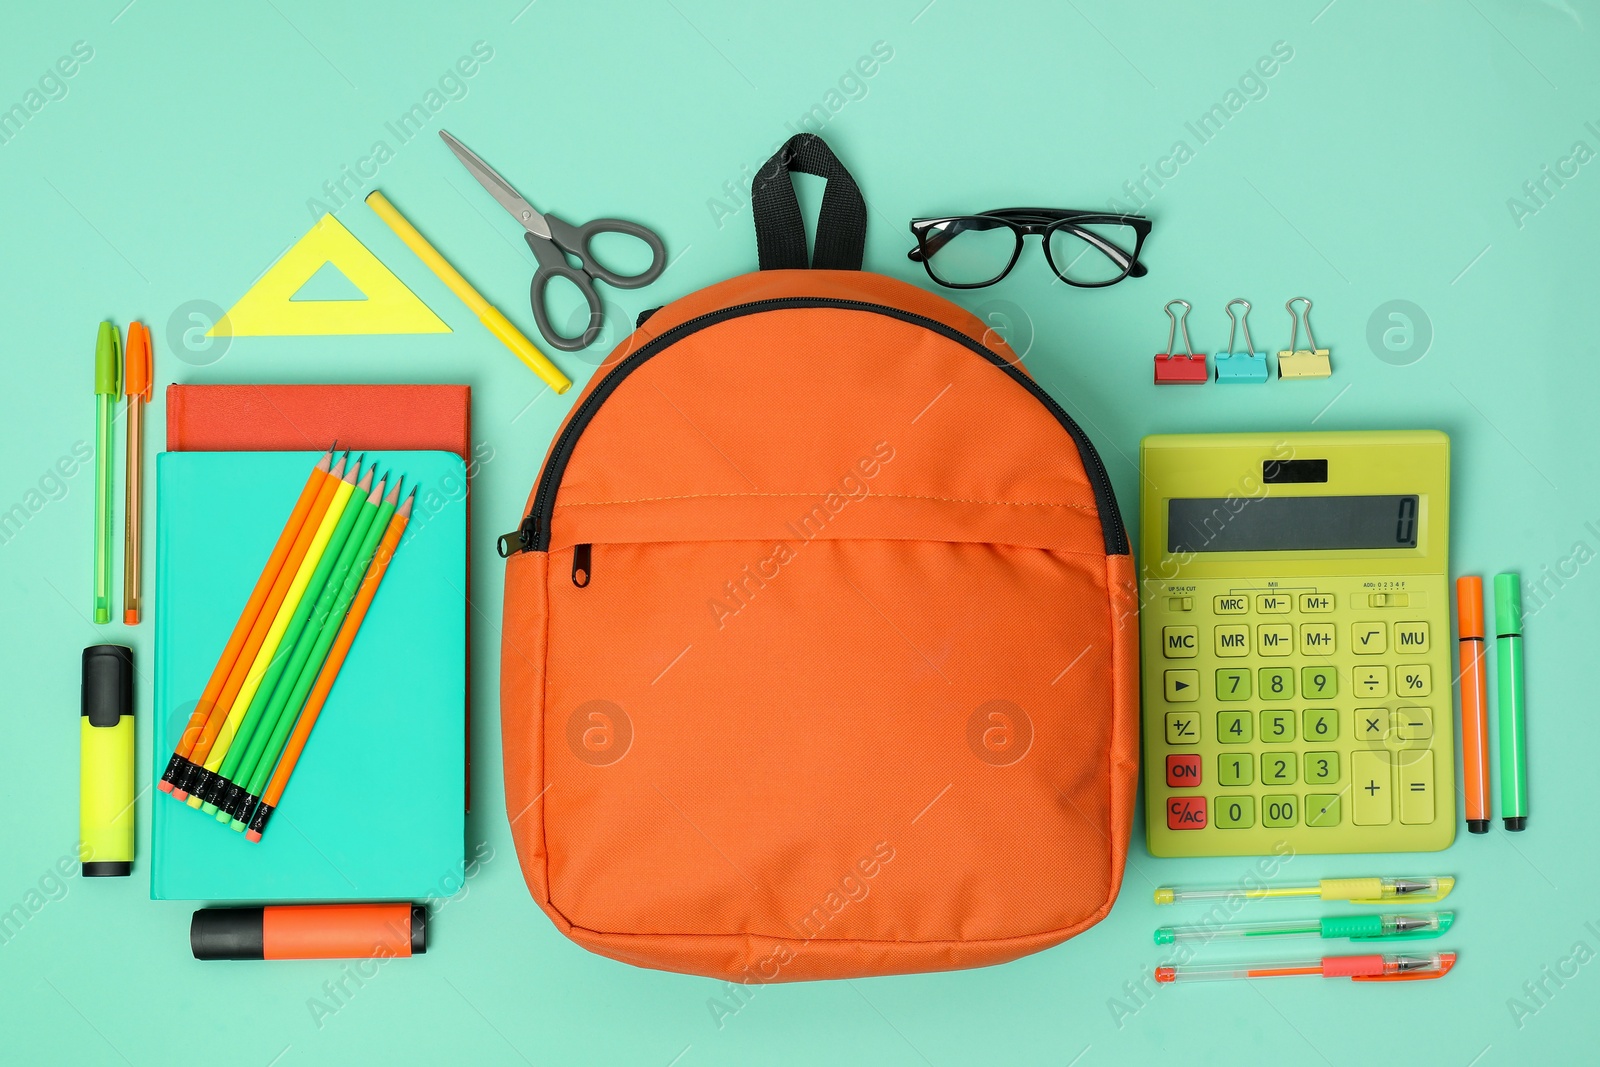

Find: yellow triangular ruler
[212,214,450,336]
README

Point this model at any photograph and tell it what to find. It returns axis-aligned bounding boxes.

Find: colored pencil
[171,452,343,800]
[230,478,398,829]
[217,472,386,822]
[198,461,367,812]
[248,488,412,841]
[188,458,359,809]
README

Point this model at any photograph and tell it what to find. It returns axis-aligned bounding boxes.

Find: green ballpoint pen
[93,322,121,624]
[1155,911,1454,945]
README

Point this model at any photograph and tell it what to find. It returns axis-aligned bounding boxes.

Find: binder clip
[1154,299,1207,384]
[1277,296,1331,379]
[1214,299,1268,383]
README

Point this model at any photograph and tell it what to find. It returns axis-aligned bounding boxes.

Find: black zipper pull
[571,543,592,587]
[497,515,538,558]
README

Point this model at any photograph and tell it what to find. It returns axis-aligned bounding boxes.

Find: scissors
[440,130,666,351]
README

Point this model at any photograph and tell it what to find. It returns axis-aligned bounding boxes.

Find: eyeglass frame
[907,208,1151,290]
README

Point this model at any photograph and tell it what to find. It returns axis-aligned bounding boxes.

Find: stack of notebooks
[152,385,469,900]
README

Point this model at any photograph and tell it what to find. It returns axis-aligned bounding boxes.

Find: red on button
[1167,796,1208,830]
[1166,753,1202,787]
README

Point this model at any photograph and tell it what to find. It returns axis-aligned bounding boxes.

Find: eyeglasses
[907,209,1150,290]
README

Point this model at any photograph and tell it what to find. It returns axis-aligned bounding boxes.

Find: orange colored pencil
[247,488,412,841]
[158,449,333,795]
[171,453,345,800]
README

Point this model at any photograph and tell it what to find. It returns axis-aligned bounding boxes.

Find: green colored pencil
[202,460,370,815]
[231,477,401,830]
[215,468,384,822]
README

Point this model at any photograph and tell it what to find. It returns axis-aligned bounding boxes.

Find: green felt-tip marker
[231,477,399,830]
[212,466,379,821]
[92,323,121,624]
[1495,573,1528,832]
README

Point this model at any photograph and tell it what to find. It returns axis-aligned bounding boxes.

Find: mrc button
[1166,753,1202,788]
[1166,796,1208,830]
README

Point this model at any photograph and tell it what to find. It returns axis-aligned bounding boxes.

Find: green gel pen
[1155,911,1454,945]
[1496,573,1528,831]
[93,322,121,625]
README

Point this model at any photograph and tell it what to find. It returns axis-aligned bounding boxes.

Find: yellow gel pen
[1154,875,1454,906]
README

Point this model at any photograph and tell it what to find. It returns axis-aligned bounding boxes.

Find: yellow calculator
[1140,431,1454,857]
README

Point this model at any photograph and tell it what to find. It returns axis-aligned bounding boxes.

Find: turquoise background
[1,1,1596,1064]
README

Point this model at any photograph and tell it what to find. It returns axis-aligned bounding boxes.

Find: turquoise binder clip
[1213,298,1268,383]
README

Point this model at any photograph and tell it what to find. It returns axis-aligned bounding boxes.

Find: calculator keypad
[1144,577,1454,855]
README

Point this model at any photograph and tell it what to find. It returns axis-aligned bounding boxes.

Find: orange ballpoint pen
[123,322,152,624]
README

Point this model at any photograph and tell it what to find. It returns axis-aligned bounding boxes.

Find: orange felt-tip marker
[1456,576,1491,833]
[190,903,426,960]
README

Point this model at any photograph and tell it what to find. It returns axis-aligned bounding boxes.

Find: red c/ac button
[1166,795,1208,830]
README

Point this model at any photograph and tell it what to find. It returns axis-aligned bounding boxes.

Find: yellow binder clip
[1277,296,1331,379]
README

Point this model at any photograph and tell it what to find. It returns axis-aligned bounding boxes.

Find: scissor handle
[526,254,605,353]
[545,214,667,290]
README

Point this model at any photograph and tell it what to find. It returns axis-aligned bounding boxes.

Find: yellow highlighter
[365,189,571,394]
[81,645,135,876]
[1155,875,1454,906]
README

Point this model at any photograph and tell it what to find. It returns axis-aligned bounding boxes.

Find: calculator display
[1169,495,1419,554]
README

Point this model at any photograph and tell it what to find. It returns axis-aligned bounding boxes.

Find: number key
[1304,751,1340,784]
[1261,751,1297,785]
[1217,710,1252,744]
[1259,667,1293,700]
[1303,708,1338,741]
[1262,795,1299,827]
[1260,710,1295,742]
[1214,795,1255,828]
[1218,752,1254,786]
[1302,666,1337,698]
[1215,668,1251,701]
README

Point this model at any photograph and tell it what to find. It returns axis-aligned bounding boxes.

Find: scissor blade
[439,129,551,239]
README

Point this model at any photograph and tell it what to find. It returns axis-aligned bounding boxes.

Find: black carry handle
[752,134,867,271]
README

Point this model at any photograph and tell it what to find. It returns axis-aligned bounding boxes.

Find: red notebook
[165,383,474,808]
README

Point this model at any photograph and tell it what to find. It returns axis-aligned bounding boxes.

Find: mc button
[1162,626,1198,658]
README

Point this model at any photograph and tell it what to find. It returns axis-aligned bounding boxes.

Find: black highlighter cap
[411,904,428,954]
[81,645,133,727]
[190,907,266,960]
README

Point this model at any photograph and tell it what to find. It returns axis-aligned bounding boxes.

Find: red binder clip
[1154,299,1207,384]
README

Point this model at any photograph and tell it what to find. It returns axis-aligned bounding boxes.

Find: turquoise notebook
[152,451,466,900]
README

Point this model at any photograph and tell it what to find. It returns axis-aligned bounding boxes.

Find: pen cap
[1494,573,1523,634]
[124,322,152,400]
[1455,576,1484,638]
[94,321,121,395]
[82,645,133,727]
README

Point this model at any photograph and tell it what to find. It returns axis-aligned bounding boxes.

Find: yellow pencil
[185,461,361,807]
[365,189,571,394]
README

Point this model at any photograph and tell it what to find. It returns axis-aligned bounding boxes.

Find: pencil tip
[357,465,374,491]
[315,450,332,473]
[329,453,346,478]
[385,477,401,505]
[398,489,415,517]
[368,475,385,504]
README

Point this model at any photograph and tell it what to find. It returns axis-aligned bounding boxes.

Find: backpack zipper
[497,297,1128,558]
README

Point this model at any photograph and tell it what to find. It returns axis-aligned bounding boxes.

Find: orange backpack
[499,135,1139,981]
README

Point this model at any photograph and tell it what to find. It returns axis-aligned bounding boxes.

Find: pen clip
[1351,952,1457,982]
[1350,876,1455,905]
[1351,912,1454,942]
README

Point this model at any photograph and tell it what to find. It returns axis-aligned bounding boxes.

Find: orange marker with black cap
[190,903,426,960]
[1456,576,1491,833]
